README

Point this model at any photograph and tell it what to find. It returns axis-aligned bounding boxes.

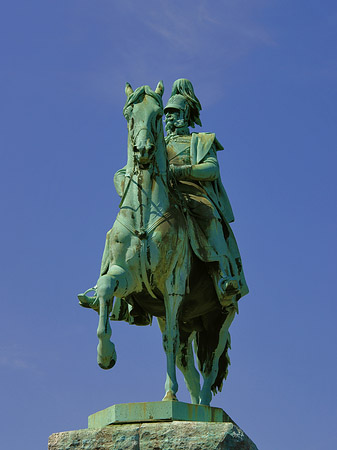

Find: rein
[117,161,173,299]
[116,211,173,242]
[132,126,155,145]
[118,168,135,209]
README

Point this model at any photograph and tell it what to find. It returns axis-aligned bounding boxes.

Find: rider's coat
[166,132,248,301]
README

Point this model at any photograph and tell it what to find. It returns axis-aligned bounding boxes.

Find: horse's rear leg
[158,320,200,403]
[176,329,200,404]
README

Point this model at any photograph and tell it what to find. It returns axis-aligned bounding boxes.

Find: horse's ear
[155,80,164,97]
[125,82,133,97]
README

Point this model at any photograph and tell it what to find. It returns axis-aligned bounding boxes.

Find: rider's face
[165,107,188,135]
[165,108,180,124]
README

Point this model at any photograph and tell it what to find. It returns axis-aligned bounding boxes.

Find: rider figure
[164,78,248,308]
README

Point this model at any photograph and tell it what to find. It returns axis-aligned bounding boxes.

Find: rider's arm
[189,149,219,181]
[171,147,220,181]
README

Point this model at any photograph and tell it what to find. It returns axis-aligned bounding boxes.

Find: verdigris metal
[49,422,258,450]
[88,401,235,428]
[78,79,248,406]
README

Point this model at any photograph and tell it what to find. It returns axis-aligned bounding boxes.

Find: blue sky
[1,1,336,449]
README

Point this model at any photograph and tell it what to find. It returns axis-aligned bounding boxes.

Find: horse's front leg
[96,265,132,369]
[162,292,183,401]
[96,275,116,369]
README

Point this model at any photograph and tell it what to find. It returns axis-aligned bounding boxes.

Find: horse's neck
[120,139,170,229]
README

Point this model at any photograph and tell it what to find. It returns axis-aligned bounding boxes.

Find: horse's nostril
[145,139,154,150]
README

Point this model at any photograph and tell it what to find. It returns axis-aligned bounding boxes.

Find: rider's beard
[165,118,188,135]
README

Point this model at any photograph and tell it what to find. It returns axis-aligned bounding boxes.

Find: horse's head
[123,81,164,168]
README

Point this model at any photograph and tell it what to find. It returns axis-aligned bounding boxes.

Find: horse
[78,81,236,406]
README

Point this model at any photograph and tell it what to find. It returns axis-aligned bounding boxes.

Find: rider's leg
[205,218,240,306]
[78,264,132,311]
[78,287,99,311]
[185,195,240,304]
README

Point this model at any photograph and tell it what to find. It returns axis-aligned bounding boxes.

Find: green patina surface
[88,401,235,428]
[78,79,249,406]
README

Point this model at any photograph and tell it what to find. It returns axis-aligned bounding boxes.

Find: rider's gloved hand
[169,164,192,180]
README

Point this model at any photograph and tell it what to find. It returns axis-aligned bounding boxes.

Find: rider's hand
[169,164,192,180]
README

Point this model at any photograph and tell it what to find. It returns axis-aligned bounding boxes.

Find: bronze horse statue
[78,82,237,406]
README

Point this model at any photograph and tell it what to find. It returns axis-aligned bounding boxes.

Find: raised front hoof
[97,343,117,370]
[97,353,117,370]
[162,391,178,402]
[98,358,116,370]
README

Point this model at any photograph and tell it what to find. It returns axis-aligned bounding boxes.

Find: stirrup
[78,286,99,312]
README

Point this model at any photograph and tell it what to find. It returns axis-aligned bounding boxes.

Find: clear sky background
[1,1,336,449]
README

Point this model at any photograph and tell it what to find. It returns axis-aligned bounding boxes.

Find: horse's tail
[194,309,234,395]
[211,331,231,394]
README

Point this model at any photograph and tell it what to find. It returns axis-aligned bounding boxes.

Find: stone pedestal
[48,402,258,449]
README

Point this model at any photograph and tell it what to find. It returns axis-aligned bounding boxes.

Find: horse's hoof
[162,391,178,402]
[199,395,211,406]
[97,342,117,370]
[97,353,117,370]
[98,358,116,370]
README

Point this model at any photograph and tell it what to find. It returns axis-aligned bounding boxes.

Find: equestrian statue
[78,79,248,406]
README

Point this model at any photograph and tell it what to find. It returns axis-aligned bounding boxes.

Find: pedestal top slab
[88,401,235,429]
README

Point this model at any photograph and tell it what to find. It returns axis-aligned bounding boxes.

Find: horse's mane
[123,86,163,120]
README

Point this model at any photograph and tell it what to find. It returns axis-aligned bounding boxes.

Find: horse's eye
[156,112,163,125]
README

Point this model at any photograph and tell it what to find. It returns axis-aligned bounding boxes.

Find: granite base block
[48,421,258,450]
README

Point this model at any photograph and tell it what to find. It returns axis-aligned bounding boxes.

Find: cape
[190,132,235,223]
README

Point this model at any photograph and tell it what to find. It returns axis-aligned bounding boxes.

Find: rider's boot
[78,287,99,312]
[214,260,240,311]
